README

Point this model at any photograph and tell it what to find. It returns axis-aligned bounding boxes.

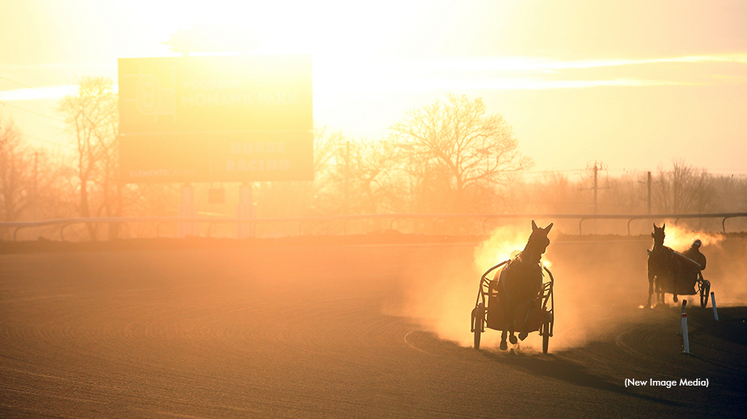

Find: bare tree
[389,94,532,212]
[0,114,73,240]
[655,159,717,214]
[58,77,120,239]
[0,115,31,223]
[322,137,401,215]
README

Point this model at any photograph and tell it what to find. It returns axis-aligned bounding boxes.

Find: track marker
[711,292,719,321]
[681,313,690,355]
[678,300,687,335]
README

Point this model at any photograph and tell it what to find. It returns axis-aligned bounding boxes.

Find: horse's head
[523,220,553,262]
[651,223,666,248]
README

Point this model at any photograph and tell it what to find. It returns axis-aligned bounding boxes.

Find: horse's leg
[647,271,654,308]
[655,275,664,305]
[500,305,510,350]
[500,286,517,346]
[507,303,518,344]
[497,277,509,350]
[518,300,532,341]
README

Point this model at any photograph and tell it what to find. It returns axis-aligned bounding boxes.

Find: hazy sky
[1,0,746,174]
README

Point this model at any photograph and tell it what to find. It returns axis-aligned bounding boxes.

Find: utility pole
[647,171,652,215]
[33,151,38,221]
[345,141,350,214]
[593,162,598,215]
[672,169,679,213]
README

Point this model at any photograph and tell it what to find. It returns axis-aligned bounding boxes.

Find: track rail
[1,212,745,241]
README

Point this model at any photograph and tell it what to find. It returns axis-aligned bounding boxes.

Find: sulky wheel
[471,304,485,349]
[700,279,711,309]
[473,316,483,349]
[541,322,550,354]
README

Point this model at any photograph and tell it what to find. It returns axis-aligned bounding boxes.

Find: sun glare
[0,85,78,101]
[662,225,725,252]
[140,0,427,58]
[473,225,532,273]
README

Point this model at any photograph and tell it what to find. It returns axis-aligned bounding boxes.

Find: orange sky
[1,0,746,174]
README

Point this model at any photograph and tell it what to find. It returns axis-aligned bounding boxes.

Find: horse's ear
[532,220,538,230]
[545,223,553,233]
[653,223,658,229]
[662,223,666,229]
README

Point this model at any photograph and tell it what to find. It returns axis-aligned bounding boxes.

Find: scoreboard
[118,55,313,183]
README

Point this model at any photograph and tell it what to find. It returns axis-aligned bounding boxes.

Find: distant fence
[2,213,746,241]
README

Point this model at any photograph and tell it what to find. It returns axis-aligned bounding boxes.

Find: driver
[681,239,706,293]
[683,239,707,270]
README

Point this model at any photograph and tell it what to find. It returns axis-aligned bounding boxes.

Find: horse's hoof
[673,295,678,302]
[518,331,528,341]
[500,340,508,351]
[509,335,518,344]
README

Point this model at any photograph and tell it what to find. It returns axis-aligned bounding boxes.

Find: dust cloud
[389,225,553,352]
[659,224,725,251]
[655,224,747,305]
[389,223,747,353]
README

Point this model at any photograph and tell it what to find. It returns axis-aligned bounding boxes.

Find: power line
[520,167,747,178]
[0,101,66,123]
[0,86,73,149]
[22,132,76,150]
[521,169,585,174]
[0,75,70,123]
[0,75,45,91]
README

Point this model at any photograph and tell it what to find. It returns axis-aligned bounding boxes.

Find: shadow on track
[691,307,747,347]
[479,351,682,407]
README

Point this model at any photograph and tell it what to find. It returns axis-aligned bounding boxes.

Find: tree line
[1,77,745,239]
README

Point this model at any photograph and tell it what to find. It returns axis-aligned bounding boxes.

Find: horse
[495,220,553,350]
[647,223,680,307]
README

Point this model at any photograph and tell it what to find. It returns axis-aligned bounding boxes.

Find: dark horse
[647,223,679,307]
[496,220,553,350]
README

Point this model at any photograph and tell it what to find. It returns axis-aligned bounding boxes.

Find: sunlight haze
[2,4,746,416]
[1,0,746,173]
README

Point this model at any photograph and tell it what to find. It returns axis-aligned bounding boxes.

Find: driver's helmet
[692,239,702,248]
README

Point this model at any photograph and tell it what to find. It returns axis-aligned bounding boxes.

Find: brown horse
[647,223,679,307]
[496,220,553,350]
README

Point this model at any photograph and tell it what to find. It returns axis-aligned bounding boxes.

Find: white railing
[1,213,746,241]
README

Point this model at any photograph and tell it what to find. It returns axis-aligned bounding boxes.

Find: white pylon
[681,313,690,355]
[711,292,719,321]
[678,300,687,335]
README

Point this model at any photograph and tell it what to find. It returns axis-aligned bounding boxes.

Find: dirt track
[0,240,745,418]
